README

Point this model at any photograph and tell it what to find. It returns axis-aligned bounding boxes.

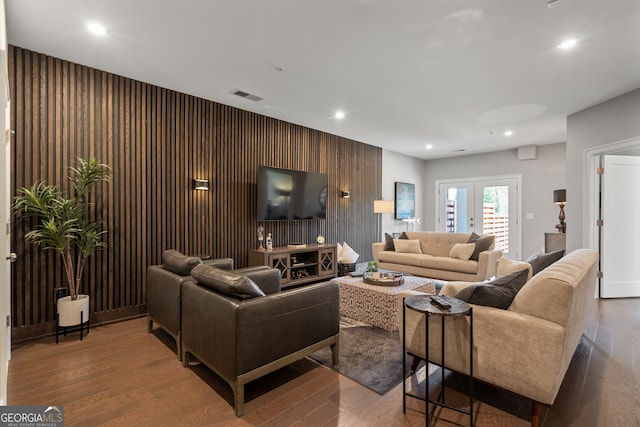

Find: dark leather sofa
[146,250,234,359]
[181,263,340,416]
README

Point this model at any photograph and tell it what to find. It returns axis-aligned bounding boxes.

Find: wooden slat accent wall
[8,46,382,341]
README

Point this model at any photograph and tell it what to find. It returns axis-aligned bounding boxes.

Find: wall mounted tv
[257,166,328,221]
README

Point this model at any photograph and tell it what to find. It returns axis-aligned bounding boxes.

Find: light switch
[526,213,535,220]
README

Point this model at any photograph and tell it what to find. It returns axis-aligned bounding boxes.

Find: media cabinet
[248,244,336,288]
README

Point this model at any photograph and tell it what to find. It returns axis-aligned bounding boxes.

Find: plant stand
[56,294,91,343]
[56,311,90,343]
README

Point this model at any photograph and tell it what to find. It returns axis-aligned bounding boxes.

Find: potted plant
[366,261,379,279]
[13,157,110,330]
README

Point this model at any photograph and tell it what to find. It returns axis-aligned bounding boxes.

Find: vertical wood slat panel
[9,45,382,341]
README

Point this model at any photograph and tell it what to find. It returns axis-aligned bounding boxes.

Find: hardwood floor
[8,298,640,426]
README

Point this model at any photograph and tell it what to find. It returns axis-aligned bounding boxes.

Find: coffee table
[331,275,435,331]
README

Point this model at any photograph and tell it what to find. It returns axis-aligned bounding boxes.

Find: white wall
[380,149,425,239]
[567,88,640,251]
[423,143,566,259]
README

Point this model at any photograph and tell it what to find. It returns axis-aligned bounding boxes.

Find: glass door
[438,176,520,259]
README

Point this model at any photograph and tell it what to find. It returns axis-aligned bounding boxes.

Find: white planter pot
[57,295,90,327]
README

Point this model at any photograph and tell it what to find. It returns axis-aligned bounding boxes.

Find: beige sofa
[398,249,599,427]
[372,231,502,281]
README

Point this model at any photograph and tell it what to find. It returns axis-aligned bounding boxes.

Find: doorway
[586,137,640,298]
[436,175,521,259]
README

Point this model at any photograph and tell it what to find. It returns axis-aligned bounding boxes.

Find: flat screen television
[257,166,328,221]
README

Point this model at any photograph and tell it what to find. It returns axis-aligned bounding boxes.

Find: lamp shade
[374,200,394,213]
[553,189,566,204]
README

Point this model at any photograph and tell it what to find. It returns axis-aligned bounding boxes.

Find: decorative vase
[57,295,90,327]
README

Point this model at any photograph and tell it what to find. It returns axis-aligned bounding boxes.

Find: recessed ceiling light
[504,130,514,137]
[557,39,577,49]
[87,22,107,36]
[334,111,345,120]
[426,144,433,150]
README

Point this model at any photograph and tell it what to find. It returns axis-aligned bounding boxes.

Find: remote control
[430,295,452,310]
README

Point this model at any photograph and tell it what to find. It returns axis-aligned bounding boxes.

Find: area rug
[309,317,435,395]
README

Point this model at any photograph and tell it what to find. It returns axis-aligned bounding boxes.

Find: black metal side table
[403,294,473,426]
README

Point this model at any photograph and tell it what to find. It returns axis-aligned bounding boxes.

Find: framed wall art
[394,182,415,219]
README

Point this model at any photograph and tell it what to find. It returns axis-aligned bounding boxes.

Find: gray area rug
[309,317,417,395]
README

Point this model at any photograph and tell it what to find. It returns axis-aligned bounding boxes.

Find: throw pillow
[399,232,409,239]
[162,249,202,276]
[449,243,475,261]
[338,242,359,263]
[466,232,495,261]
[455,269,529,309]
[393,239,422,254]
[497,257,533,281]
[384,233,395,251]
[191,264,266,300]
[336,243,343,259]
[526,250,565,275]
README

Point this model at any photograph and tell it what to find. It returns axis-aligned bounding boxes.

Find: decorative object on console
[394,182,415,219]
[337,242,359,264]
[257,226,265,252]
[316,235,325,245]
[266,232,273,251]
[287,242,307,249]
[192,178,209,190]
[554,189,566,233]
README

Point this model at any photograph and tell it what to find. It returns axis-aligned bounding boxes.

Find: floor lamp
[374,200,394,240]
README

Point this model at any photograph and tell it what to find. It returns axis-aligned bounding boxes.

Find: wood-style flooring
[8,297,640,426]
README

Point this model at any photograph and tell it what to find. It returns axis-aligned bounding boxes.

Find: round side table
[402,294,473,426]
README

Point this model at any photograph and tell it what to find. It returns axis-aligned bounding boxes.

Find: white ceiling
[6,0,640,160]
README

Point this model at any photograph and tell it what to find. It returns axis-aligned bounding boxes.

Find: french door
[437,176,521,259]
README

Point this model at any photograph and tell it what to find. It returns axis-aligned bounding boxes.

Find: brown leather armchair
[181,264,340,416]
[146,250,233,359]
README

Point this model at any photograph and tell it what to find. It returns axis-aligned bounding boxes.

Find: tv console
[248,244,336,288]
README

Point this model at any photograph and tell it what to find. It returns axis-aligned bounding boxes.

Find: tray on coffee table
[362,271,404,286]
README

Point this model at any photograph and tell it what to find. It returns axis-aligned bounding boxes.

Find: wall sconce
[373,200,394,214]
[193,179,210,191]
[553,189,566,233]
[341,191,350,199]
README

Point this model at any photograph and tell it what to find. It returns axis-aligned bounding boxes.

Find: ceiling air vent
[231,89,263,102]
